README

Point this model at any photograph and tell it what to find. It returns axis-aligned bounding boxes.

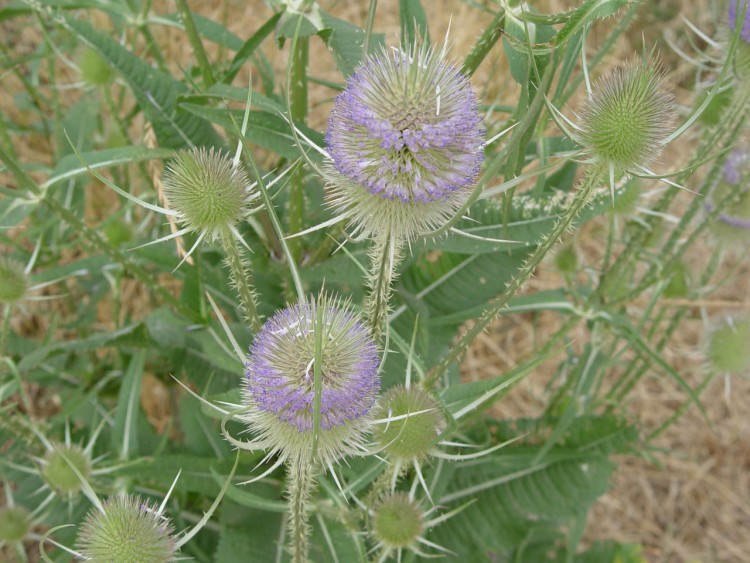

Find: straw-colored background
[2,1,749,561]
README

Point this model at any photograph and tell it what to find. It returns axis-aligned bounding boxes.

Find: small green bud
[707,318,750,374]
[663,261,690,299]
[554,243,578,273]
[104,220,133,247]
[0,506,30,543]
[373,386,446,463]
[163,148,253,239]
[372,493,424,550]
[42,445,91,495]
[580,60,674,170]
[78,48,114,86]
[76,495,177,563]
[0,257,28,304]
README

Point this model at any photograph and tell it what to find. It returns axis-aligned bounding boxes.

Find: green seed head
[42,445,91,495]
[554,243,578,273]
[0,257,28,304]
[163,148,253,239]
[580,60,674,170]
[78,48,114,86]
[0,506,31,543]
[373,385,446,462]
[707,318,750,374]
[372,493,424,550]
[76,495,177,563]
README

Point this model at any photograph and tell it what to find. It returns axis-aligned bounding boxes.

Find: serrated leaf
[59,15,222,149]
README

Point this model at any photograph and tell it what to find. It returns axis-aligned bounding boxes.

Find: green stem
[460,7,505,77]
[288,460,316,563]
[430,164,604,380]
[365,233,403,342]
[220,230,262,332]
[363,0,378,56]
[176,0,215,87]
[288,36,309,264]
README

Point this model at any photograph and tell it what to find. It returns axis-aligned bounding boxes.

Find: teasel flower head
[325,44,485,240]
[41,444,92,496]
[162,147,255,241]
[76,495,178,563]
[0,257,28,304]
[373,385,446,465]
[707,317,750,374]
[577,59,675,173]
[240,294,380,469]
[368,490,466,561]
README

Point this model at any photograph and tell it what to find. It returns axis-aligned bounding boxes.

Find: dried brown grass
[3,0,749,561]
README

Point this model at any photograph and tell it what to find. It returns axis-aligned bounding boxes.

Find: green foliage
[0,0,740,561]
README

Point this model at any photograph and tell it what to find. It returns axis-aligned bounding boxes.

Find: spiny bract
[579,60,674,171]
[76,495,177,563]
[163,147,252,239]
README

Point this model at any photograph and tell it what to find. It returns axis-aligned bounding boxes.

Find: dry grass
[3,1,749,561]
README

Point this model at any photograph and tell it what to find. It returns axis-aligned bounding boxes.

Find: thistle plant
[323,44,486,339]
[217,294,380,562]
[75,495,178,563]
[3,1,745,561]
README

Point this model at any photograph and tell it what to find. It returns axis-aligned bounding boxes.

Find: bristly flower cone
[162,147,252,240]
[372,493,424,550]
[76,496,177,563]
[579,60,674,172]
[242,295,380,466]
[325,44,485,241]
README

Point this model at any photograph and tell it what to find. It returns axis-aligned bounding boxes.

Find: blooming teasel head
[162,147,255,241]
[578,60,675,173]
[75,495,178,563]
[325,44,485,240]
[239,295,380,469]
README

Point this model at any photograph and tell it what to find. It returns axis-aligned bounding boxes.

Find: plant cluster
[1,0,749,562]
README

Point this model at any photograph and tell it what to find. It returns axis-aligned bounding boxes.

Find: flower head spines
[326,45,485,240]
[373,385,446,463]
[579,60,674,170]
[163,147,252,239]
[76,495,177,563]
[0,257,28,304]
[42,444,91,495]
[372,493,424,550]
[327,46,484,204]
[243,295,380,464]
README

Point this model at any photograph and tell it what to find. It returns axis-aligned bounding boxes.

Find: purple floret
[326,48,485,204]
[245,303,380,432]
[723,148,750,184]
[728,0,750,43]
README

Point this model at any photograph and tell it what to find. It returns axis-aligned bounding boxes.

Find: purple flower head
[728,0,750,43]
[722,148,750,184]
[245,298,380,434]
[326,46,484,205]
